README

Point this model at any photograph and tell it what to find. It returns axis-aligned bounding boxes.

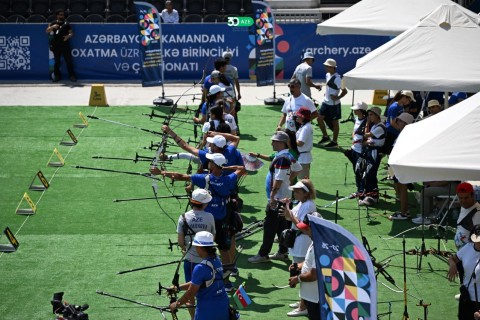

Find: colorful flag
[309,215,377,320]
[233,284,252,309]
[134,1,164,87]
[250,1,275,87]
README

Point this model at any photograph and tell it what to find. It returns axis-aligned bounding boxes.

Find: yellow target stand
[89,84,109,107]
[15,192,37,215]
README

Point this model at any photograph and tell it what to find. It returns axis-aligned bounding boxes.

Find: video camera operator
[46,9,76,82]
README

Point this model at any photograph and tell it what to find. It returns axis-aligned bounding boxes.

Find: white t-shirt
[296,122,314,164]
[281,94,316,132]
[300,243,319,303]
[160,9,179,23]
[201,115,237,133]
[272,149,302,200]
[457,242,480,299]
[351,117,366,154]
[367,122,386,147]
[455,202,480,249]
[224,64,238,81]
[177,209,216,263]
[292,62,313,98]
[289,200,316,258]
[323,72,342,105]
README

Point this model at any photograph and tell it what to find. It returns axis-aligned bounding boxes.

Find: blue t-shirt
[386,101,402,136]
[198,146,244,174]
[191,257,229,320]
[191,173,237,220]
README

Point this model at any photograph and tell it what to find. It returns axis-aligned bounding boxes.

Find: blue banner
[309,215,377,320]
[0,23,388,83]
[134,1,163,87]
[251,1,275,87]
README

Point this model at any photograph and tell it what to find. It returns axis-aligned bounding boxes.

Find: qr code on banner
[0,36,31,71]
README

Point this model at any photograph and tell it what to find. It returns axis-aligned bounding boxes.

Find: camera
[51,292,89,320]
[281,229,298,248]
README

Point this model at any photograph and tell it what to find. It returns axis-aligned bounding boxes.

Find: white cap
[192,231,216,247]
[206,135,227,148]
[397,112,414,125]
[303,52,314,60]
[191,188,212,204]
[206,152,227,167]
[323,58,337,68]
[351,102,368,111]
[209,85,225,96]
[400,90,416,102]
[222,50,233,58]
[288,181,309,192]
[210,70,221,78]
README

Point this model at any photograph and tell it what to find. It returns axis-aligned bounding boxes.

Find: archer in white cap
[169,231,230,319]
[150,150,244,268]
[291,51,322,99]
[175,188,216,317]
[318,57,348,149]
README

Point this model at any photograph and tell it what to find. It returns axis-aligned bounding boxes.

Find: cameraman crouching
[288,213,320,320]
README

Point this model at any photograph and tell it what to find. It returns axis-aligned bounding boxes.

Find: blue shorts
[183,260,199,282]
[319,102,341,120]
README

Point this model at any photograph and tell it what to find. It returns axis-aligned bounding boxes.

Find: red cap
[457,182,474,194]
[296,107,312,121]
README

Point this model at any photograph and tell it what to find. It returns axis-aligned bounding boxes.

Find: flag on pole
[309,215,377,320]
[233,284,252,309]
[134,1,164,87]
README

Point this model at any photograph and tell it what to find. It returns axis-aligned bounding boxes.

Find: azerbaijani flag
[233,284,252,309]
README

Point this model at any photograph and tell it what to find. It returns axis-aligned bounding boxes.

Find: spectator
[170,231,230,319]
[449,92,468,106]
[222,50,241,102]
[388,113,415,220]
[291,51,322,99]
[177,189,216,318]
[425,99,443,118]
[448,225,480,320]
[160,1,179,23]
[344,102,369,197]
[276,78,319,155]
[454,182,480,250]
[294,107,314,179]
[288,213,321,320]
[318,58,348,148]
[384,90,415,154]
[248,131,302,263]
[282,179,317,317]
[222,50,242,133]
[46,9,76,82]
[357,106,386,206]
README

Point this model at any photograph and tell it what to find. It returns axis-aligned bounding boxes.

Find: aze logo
[227,16,254,27]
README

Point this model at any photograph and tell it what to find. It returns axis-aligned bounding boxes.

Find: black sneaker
[318,136,330,144]
[324,141,338,148]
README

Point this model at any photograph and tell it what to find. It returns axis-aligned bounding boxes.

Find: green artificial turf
[0,104,459,319]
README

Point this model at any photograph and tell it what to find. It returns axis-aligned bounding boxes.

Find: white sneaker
[287,308,308,317]
[412,216,432,225]
[268,252,289,261]
[248,254,270,264]
[289,302,300,308]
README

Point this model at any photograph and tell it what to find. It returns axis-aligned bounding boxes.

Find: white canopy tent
[389,92,480,183]
[316,0,462,36]
[343,4,480,92]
